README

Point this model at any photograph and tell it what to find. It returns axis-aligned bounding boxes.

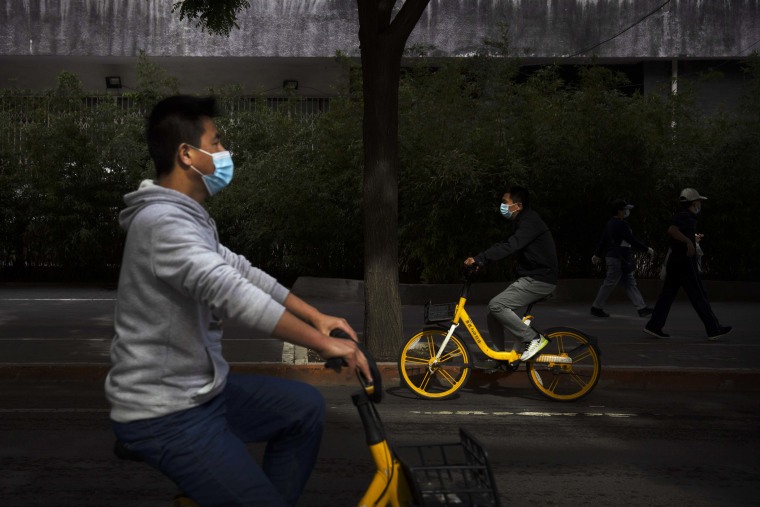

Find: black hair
[507,185,531,209]
[610,198,630,214]
[146,95,218,179]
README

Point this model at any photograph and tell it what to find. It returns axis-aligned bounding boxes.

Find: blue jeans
[592,256,646,310]
[112,374,325,507]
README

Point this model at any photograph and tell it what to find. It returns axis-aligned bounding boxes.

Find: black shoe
[590,307,610,318]
[644,325,669,338]
[637,306,653,317]
[707,326,732,341]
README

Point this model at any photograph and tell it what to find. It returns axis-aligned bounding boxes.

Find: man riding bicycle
[105,95,370,507]
[464,186,558,362]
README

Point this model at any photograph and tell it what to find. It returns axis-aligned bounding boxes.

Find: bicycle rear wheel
[398,328,471,400]
[526,326,601,401]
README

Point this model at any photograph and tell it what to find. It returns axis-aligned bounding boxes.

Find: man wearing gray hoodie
[105,95,369,507]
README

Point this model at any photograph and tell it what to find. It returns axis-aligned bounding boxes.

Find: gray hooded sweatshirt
[105,180,289,423]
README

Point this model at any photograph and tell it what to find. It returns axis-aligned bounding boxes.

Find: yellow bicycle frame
[439,294,572,367]
[443,294,523,363]
[358,442,414,507]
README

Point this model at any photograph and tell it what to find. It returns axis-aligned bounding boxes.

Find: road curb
[1,363,758,392]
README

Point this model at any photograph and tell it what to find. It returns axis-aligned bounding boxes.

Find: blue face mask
[188,146,234,196]
[500,202,514,219]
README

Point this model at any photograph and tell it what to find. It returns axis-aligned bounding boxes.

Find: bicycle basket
[396,428,500,506]
[424,301,457,324]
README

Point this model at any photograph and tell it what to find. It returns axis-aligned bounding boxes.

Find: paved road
[1,382,757,507]
[1,284,758,505]
[0,284,758,390]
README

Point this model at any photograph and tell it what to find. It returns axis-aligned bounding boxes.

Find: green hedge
[1,52,758,284]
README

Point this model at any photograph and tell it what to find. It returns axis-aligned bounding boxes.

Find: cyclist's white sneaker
[520,335,549,361]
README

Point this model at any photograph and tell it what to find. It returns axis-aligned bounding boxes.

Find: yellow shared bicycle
[327,335,500,507]
[398,267,602,402]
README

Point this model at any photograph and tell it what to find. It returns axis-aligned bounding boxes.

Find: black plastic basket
[424,301,457,324]
[397,428,500,507]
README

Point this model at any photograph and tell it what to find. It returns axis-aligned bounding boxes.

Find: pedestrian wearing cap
[590,199,655,318]
[644,188,732,341]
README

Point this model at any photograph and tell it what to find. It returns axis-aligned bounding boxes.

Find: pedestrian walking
[590,199,655,318]
[644,188,732,341]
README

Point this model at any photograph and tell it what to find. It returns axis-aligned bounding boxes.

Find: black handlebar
[463,263,481,279]
[458,263,481,299]
[325,329,383,403]
[324,356,347,371]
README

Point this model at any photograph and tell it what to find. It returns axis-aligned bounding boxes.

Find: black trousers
[648,253,721,335]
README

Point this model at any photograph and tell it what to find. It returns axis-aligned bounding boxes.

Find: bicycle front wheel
[526,326,601,401]
[398,328,471,400]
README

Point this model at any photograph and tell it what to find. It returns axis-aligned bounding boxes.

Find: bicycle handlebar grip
[324,357,348,371]
[330,329,351,339]
[324,329,351,372]
[326,328,383,403]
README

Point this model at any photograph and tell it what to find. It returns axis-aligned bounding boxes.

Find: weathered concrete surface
[1,0,758,58]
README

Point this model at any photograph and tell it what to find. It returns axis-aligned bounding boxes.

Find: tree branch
[172,0,251,36]
[390,0,430,43]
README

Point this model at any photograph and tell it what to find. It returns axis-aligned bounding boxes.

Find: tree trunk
[360,41,404,359]
[357,0,430,359]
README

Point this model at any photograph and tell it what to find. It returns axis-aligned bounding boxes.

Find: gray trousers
[486,276,556,351]
[592,257,646,310]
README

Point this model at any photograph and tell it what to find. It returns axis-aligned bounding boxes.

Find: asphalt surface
[0,279,758,391]
[2,384,758,507]
[1,280,758,506]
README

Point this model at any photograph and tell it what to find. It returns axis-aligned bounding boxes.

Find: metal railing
[0,94,331,152]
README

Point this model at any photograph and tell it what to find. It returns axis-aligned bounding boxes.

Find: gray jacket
[105,180,289,423]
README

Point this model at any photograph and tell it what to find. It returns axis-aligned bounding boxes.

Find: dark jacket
[594,217,649,259]
[474,208,558,284]
[669,209,697,258]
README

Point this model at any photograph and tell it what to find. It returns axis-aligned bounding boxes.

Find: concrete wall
[1,0,758,59]
[1,1,757,96]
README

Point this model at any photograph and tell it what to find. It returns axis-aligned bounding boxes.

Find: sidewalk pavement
[0,278,758,392]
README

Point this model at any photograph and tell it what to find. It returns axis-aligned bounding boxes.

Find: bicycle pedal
[476,361,520,374]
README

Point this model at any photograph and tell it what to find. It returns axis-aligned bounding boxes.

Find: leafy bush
[1,52,758,283]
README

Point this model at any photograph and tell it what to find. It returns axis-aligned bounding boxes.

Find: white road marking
[0,408,109,413]
[410,410,636,418]
[0,298,116,301]
[1,338,110,341]
[1,408,637,418]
